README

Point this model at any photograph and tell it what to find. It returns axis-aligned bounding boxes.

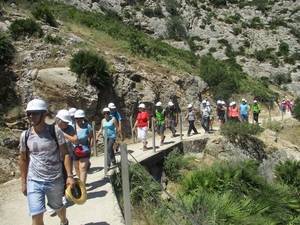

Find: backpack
[25,124,59,153]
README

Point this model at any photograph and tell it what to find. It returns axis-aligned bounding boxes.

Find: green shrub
[272,73,292,85]
[199,54,244,100]
[293,98,300,121]
[263,120,282,132]
[163,151,183,181]
[221,122,264,141]
[209,0,227,7]
[284,52,300,65]
[224,13,241,24]
[275,160,300,190]
[249,17,264,29]
[254,48,276,62]
[269,17,287,29]
[232,27,242,35]
[70,50,110,88]
[166,16,187,41]
[143,6,163,18]
[9,18,43,40]
[44,34,63,45]
[0,34,15,68]
[31,4,57,27]
[277,41,289,56]
[243,39,251,48]
[165,0,179,16]
[290,26,300,43]
[209,47,217,53]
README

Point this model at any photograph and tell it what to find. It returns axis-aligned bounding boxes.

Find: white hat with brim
[138,103,146,108]
[65,178,87,205]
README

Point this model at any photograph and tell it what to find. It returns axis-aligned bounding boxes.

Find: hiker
[240,99,250,122]
[207,101,214,131]
[228,101,240,122]
[216,100,226,125]
[19,99,74,225]
[155,101,166,145]
[200,100,211,133]
[97,108,118,167]
[68,107,77,128]
[252,100,261,124]
[165,101,178,137]
[74,109,93,184]
[280,99,287,114]
[186,104,198,136]
[108,102,123,141]
[133,103,149,151]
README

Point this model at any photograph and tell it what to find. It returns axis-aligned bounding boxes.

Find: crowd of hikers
[19,96,295,225]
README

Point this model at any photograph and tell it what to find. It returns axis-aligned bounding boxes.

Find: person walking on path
[216,100,226,125]
[252,100,261,124]
[19,99,74,225]
[73,109,93,184]
[132,103,149,151]
[200,100,211,133]
[240,99,250,122]
[97,108,118,167]
[228,101,240,122]
[165,101,178,137]
[186,104,198,136]
[108,102,123,141]
[155,101,166,145]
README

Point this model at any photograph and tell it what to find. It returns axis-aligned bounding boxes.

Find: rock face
[56,0,300,96]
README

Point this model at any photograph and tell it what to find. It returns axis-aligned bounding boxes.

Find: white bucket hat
[26,99,47,111]
[108,102,116,109]
[138,103,146,108]
[155,101,162,107]
[56,109,72,123]
[68,107,77,117]
[188,104,193,108]
[168,101,174,107]
[102,107,110,113]
[74,109,85,118]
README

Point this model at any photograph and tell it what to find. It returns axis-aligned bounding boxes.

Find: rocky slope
[57,0,300,96]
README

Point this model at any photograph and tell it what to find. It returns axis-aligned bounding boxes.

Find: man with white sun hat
[165,101,178,137]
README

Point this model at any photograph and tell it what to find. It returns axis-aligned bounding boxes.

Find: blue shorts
[27,177,64,216]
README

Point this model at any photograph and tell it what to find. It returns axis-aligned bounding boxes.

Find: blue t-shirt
[102,116,117,139]
[62,125,76,154]
[76,122,92,152]
[240,104,249,115]
[111,111,123,122]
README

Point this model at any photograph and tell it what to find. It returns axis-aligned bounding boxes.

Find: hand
[21,182,27,196]
[66,177,75,188]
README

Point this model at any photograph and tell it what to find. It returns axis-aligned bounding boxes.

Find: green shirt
[155,109,165,125]
[252,103,261,113]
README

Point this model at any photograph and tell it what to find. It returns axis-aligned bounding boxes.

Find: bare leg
[56,207,68,225]
[32,213,44,225]
[79,158,89,184]
[74,160,80,178]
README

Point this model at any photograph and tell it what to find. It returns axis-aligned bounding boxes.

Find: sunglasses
[26,111,43,117]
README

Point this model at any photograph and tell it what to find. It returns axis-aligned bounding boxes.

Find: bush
[209,0,227,7]
[163,151,189,182]
[290,26,300,43]
[165,0,179,16]
[31,4,58,27]
[209,47,216,53]
[9,18,43,40]
[254,48,276,62]
[232,27,242,35]
[199,54,244,100]
[272,73,292,85]
[44,34,63,45]
[293,98,300,121]
[275,160,300,190]
[249,17,264,29]
[166,16,187,41]
[0,34,15,68]
[277,41,289,56]
[269,17,287,30]
[224,13,241,24]
[143,5,163,18]
[70,50,110,88]
[221,122,264,141]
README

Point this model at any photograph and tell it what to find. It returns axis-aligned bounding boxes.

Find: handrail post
[103,132,108,176]
[92,121,97,156]
[130,115,136,143]
[179,113,183,141]
[120,144,132,225]
[152,117,156,152]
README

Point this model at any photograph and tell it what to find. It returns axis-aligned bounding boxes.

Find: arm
[96,120,103,140]
[19,151,28,196]
[88,127,94,148]
[60,144,75,187]
[64,133,78,145]
[113,118,119,136]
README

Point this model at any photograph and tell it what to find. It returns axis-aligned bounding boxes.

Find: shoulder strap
[49,124,59,149]
[25,127,31,153]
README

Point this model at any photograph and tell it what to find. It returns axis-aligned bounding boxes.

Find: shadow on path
[86,177,110,192]
[88,166,104,174]
[87,190,107,200]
